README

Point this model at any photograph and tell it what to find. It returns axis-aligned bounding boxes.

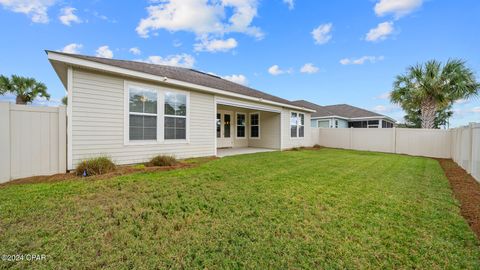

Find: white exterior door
[217,110,233,148]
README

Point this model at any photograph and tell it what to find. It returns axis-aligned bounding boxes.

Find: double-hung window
[164,92,187,140]
[290,112,298,137]
[299,113,305,137]
[237,113,246,138]
[250,113,260,138]
[290,112,305,138]
[129,86,157,141]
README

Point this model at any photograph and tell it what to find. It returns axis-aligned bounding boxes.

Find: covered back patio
[215,98,282,156]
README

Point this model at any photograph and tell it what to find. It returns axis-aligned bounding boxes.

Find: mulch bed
[437,159,480,239]
[0,157,217,188]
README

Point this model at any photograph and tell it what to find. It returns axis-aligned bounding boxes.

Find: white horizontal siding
[281,108,312,149]
[71,68,215,167]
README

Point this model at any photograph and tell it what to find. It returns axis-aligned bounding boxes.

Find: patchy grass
[0,149,479,269]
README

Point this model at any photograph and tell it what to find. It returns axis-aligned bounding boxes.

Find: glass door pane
[224,114,231,138]
[216,113,221,138]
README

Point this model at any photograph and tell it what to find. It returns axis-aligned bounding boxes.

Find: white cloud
[311,23,332,45]
[300,63,319,74]
[375,92,391,100]
[59,6,81,26]
[222,74,248,85]
[136,0,263,40]
[283,0,294,10]
[373,104,400,113]
[61,43,82,54]
[268,65,282,75]
[340,56,384,65]
[0,0,56,23]
[140,54,195,68]
[129,47,141,55]
[455,98,469,105]
[373,105,387,112]
[375,0,423,18]
[472,107,480,113]
[95,45,113,59]
[365,21,394,42]
[194,37,238,52]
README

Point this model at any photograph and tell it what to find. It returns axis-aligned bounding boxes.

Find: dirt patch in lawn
[437,159,480,239]
[0,157,217,188]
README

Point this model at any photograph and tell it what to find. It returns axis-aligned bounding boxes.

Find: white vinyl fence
[312,127,451,158]
[312,126,479,182]
[0,102,66,183]
[451,123,480,182]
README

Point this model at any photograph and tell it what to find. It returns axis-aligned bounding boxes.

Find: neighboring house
[47,51,315,170]
[291,100,396,129]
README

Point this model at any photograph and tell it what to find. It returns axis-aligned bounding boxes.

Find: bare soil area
[437,159,480,239]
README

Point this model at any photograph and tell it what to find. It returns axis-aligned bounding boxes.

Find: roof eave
[46,51,315,113]
[312,115,396,123]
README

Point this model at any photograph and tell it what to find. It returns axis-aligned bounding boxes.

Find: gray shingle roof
[290,100,335,117]
[292,100,385,118]
[49,51,303,108]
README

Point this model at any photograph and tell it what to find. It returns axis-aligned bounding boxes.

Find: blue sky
[0,0,479,127]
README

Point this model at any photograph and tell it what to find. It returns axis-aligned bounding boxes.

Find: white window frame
[249,112,260,139]
[317,120,329,128]
[290,112,298,138]
[290,111,305,138]
[299,113,305,138]
[163,90,190,143]
[123,81,190,145]
[124,81,160,145]
[236,112,247,139]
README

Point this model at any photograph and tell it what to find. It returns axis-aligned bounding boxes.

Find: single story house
[291,100,396,129]
[47,51,315,170]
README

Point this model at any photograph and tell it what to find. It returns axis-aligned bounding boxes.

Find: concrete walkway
[217,147,276,157]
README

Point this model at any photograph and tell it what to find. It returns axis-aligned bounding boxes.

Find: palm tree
[0,75,50,104]
[390,59,479,129]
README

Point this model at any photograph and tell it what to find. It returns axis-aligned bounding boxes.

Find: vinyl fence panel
[317,128,351,149]
[0,103,66,183]
[351,128,395,153]
[395,128,451,158]
[451,123,480,182]
[472,124,480,181]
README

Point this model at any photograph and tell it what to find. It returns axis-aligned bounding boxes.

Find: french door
[216,110,233,148]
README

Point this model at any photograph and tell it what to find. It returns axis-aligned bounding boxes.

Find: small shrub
[291,147,300,151]
[149,155,178,167]
[133,164,146,169]
[75,156,116,176]
[313,144,322,149]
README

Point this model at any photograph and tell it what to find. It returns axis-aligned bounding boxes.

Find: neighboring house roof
[292,100,395,121]
[47,51,313,112]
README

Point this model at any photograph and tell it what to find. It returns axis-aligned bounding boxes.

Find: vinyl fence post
[392,127,397,154]
[469,123,474,174]
[0,102,11,183]
[349,127,353,149]
[58,106,67,173]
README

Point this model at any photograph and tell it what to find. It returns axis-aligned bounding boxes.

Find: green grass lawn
[1,148,479,269]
